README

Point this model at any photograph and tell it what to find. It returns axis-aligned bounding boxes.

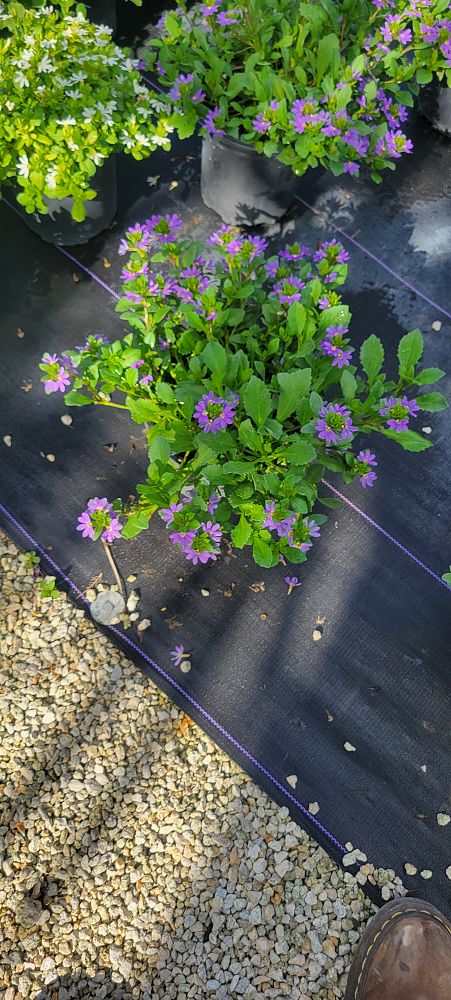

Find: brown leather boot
[345,897,451,1000]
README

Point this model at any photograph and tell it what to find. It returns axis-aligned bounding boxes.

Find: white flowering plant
[0,1,171,219]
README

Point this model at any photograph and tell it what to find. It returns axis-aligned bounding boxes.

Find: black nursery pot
[418,79,451,137]
[201,134,298,226]
[13,157,117,247]
[86,0,118,32]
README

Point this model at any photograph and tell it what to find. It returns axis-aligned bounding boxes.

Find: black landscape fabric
[1,113,451,914]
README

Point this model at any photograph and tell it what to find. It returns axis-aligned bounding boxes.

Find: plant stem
[102,540,125,598]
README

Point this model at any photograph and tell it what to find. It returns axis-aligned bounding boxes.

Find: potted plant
[0,1,171,245]
[40,214,447,567]
[142,0,424,225]
[361,0,451,137]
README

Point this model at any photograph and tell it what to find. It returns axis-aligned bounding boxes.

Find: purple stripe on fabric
[0,499,348,856]
[296,195,451,322]
[322,480,451,592]
[57,247,121,301]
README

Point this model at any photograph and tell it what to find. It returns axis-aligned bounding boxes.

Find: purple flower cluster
[171,521,222,564]
[280,243,311,262]
[354,450,378,488]
[379,395,419,431]
[194,391,238,433]
[316,403,357,446]
[320,325,354,369]
[313,240,350,265]
[76,498,123,544]
[145,213,183,244]
[41,353,72,394]
[263,502,296,538]
[272,276,305,305]
[287,517,321,553]
[252,100,279,134]
[203,106,225,137]
[263,503,321,553]
[375,130,413,158]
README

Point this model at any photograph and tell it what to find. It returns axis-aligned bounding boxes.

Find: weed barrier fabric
[1,115,451,915]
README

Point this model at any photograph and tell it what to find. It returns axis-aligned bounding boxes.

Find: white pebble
[344,742,356,752]
[286,774,297,789]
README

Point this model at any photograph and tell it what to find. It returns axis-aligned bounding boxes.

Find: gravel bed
[0,531,405,999]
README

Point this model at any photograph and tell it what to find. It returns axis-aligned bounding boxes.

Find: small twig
[102,540,125,598]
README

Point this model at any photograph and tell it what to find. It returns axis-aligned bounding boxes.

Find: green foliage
[41,220,442,570]
[39,576,62,599]
[0,2,171,217]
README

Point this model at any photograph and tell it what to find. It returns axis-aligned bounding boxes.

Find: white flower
[14,71,30,89]
[45,167,58,190]
[56,117,77,126]
[37,57,56,73]
[17,154,30,179]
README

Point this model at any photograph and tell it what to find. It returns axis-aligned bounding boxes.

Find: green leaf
[318,496,342,509]
[265,418,284,440]
[276,368,311,422]
[148,435,171,463]
[381,429,433,451]
[417,392,448,412]
[415,367,445,385]
[416,68,433,84]
[201,340,227,375]
[121,510,151,540]
[242,375,272,426]
[231,514,252,549]
[223,460,254,477]
[360,335,384,385]
[284,437,316,465]
[126,396,161,423]
[252,536,276,568]
[238,418,261,451]
[155,381,175,404]
[309,391,323,415]
[286,301,306,337]
[64,390,92,406]
[316,33,340,83]
[442,571,451,585]
[71,199,86,223]
[397,329,423,375]
[340,370,357,401]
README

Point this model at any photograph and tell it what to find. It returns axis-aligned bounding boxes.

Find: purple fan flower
[145,213,183,244]
[318,295,331,310]
[192,88,206,103]
[344,129,370,156]
[199,2,220,14]
[170,644,190,667]
[264,258,280,278]
[320,342,353,368]
[118,238,128,256]
[183,521,222,565]
[272,276,305,304]
[217,9,240,24]
[379,395,419,432]
[140,373,154,386]
[313,239,349,264]
[168,73,194,100]
[203,106,225,136]
[284,575,301,595]
[158,336,172,350]
[356,449,378,487]
[324,271,338,284]
[420,23,440,43]
[160,502,187,525]
[207,492,220,514]
[43,364,71,393]
[280,243,310,262]
[130,359,145,369]
[287,517,321,552]
[344,161,360,176]
[245,235,268,260]
[76,497,122,543]
[194,390,238,434]
[253,112,271,134]
[102,517,123,543]
[262,501,296,537]
[170,529,197,548]
[440,38,451,64]
[316,403,357,445]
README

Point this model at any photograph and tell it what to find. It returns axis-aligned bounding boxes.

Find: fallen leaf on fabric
[17,327,25,338]
[176,714,193,736]
[326,710,334,722]
[249,581,265,593]
[21,381,33,392]
[72,272,80,283]
[103,257,111,269]
[147,175,160,187]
